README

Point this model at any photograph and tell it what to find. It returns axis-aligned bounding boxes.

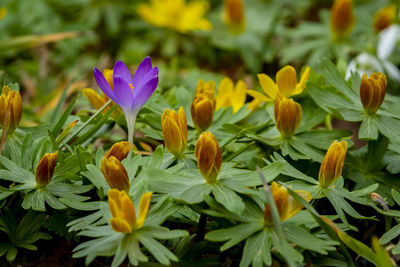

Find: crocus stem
[126,113,137,159]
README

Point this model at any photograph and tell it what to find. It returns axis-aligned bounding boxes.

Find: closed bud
[195,132,222,183]
[35,151,58,188]
[101,156,130,191]
[264,182,311,226]
[360,73,386,115]
[191,94,214,132]
[319,140,348,187]
[224,0,246,34]
[104,141,131,161]
[0,86,22,135]
[330,0,355,41]
[161,107,187,158]
[373,6,395,33]
[274,94,301,139]
[101,141,131,191]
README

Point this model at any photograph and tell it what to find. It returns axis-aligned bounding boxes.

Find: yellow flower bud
[318,140,348,188]
[194,132,222,183]
[191,94,214,132]
[0,8,6,20]
[83,88,109,110]
[103,69,113,89]
[373,6,395,33]
[100,141,131,191]
[264,182,311,226]
[104,141,131,161]
[35,151,58,188]
[0,86,22,135]
[224,0,246,34]
[101,156,130,191]
[330,0,355,41]
[360,73,387,115]
[274,95,302,139]
[161,107,187,158]
[108,189,152,233]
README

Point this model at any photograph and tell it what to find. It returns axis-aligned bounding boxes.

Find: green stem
[325,114,333,130]
[126,112,137,159]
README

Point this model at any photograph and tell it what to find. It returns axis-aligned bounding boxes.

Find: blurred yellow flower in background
[330,0,355,41]
[223,0,246,34]
[373,5,395,33]
[137,0,212,33]
[0,8,6,20]
[248,66,310,102]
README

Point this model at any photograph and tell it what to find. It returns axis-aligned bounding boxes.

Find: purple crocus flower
[94,57,159,156]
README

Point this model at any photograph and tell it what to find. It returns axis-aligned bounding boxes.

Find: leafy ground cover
[0,0,400,266]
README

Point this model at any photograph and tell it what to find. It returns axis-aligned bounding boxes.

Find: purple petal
[132,57,153,89]
[132,75,159,110]
[113,61,133,83]
[113,75,135,110]
[93,68,116,102]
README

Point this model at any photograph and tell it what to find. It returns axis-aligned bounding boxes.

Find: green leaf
[205,223,260,251]
[138,235,178,265]
[376,115,400,143]
[372,237,394,267]
[359,117,378,140]
[380,224,400,244]
[211,183,245,214]
[240,230,272,267]
[52,96,77,136]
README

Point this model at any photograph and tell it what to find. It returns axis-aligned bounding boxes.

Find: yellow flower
[215,77,245,113]
[0,8,6,20]
[247,66,310,102]
[319,140,348,188]
[264,182,311,226]
[274,95,302,139]
[137,0,212,33]
[108,189,152,233]
[360,72,387,115]
[35,151,58,188]
[191,80,215,132]
[101,141,131,191]
[83,69,121,117]
[330,0,355,41]
[223,0,246,34]
[373,6,395,33]
[0,86,22,135]
[195,132,222,184]
[161,107,187,158]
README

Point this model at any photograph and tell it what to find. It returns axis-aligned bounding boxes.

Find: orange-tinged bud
[108,189,152,233]
[319,140,348,187]
[264,182,311,226]
[360,73,387,115]
[195,132,222,183]
[274,95,301,139]
[0,86,22,135]
[83,88,108,110]
[373,6,395,33]
[191,94,214,132]
[330,0,355,41]
[104,141,131,161]
[161,107,187,158]
[224,0,246,34]
[35,151,58,188]
[101,156,130,191]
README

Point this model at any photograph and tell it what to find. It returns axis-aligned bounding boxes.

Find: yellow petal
[216,77,234,110]
[136,192,153,229]
[247,89,271,102]
[258,74,278,99]
[276,66,298,97]
[293,67,310,95]
[110,218,132,233]
[121,192,137,227]
[282,190,312,221]
[232,80,247,112]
